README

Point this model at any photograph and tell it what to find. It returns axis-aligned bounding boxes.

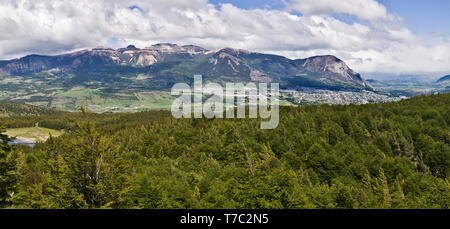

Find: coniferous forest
[0,93,449,209]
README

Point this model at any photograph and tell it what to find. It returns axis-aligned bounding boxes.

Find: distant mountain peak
[303,55,347,71]
[151,43,178,47]
[436,75,450,83]
[126,45,138,49]
[209,47,252,55]
[92,46,114,51]
[302,55,371,88]
[0,43,371,90]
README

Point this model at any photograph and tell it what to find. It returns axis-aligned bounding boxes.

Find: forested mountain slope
[0,93,449,209]
[0,101,63,117]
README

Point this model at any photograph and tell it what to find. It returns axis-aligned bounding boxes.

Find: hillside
[1,93,448,209]
[0,101,63,117]
[0,44,371,91]
[0,44,393,113]
[0,44,370,93]
[436,75,450,83]
[435,75,450,92]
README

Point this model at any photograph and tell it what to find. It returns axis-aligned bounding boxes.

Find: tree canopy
[1,93,449,209]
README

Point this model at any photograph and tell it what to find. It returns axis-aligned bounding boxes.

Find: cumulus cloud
[286,0,392,22]
[0,0,449,75]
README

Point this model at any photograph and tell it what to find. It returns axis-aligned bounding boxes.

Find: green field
[18,87,177,113]
[6,127,65,143]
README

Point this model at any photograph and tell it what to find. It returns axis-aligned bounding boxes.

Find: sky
[0,0,449,77]
[380,0,450,37]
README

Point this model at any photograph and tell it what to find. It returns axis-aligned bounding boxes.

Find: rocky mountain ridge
[0,43,372,90]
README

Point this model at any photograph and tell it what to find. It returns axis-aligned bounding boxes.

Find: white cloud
[0,0,449,75]
[286,0,391,22]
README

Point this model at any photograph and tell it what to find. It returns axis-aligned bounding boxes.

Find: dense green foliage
[0,101,63,117]
[0,123,17,207]
[0,93,449,209]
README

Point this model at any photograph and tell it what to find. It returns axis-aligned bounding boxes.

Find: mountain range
[436,75,450,83]
[0,43,371,91]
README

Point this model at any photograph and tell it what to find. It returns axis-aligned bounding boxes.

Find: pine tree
[0,123,17,208]
[376,168,392,208]
[60,108,131,208]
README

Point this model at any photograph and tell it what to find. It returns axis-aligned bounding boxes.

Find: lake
[8,139,35,147]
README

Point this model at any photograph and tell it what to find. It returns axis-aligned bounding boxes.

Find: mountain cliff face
[0,44,207,74]
[0,44,371,90]
[302,55,371,88]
